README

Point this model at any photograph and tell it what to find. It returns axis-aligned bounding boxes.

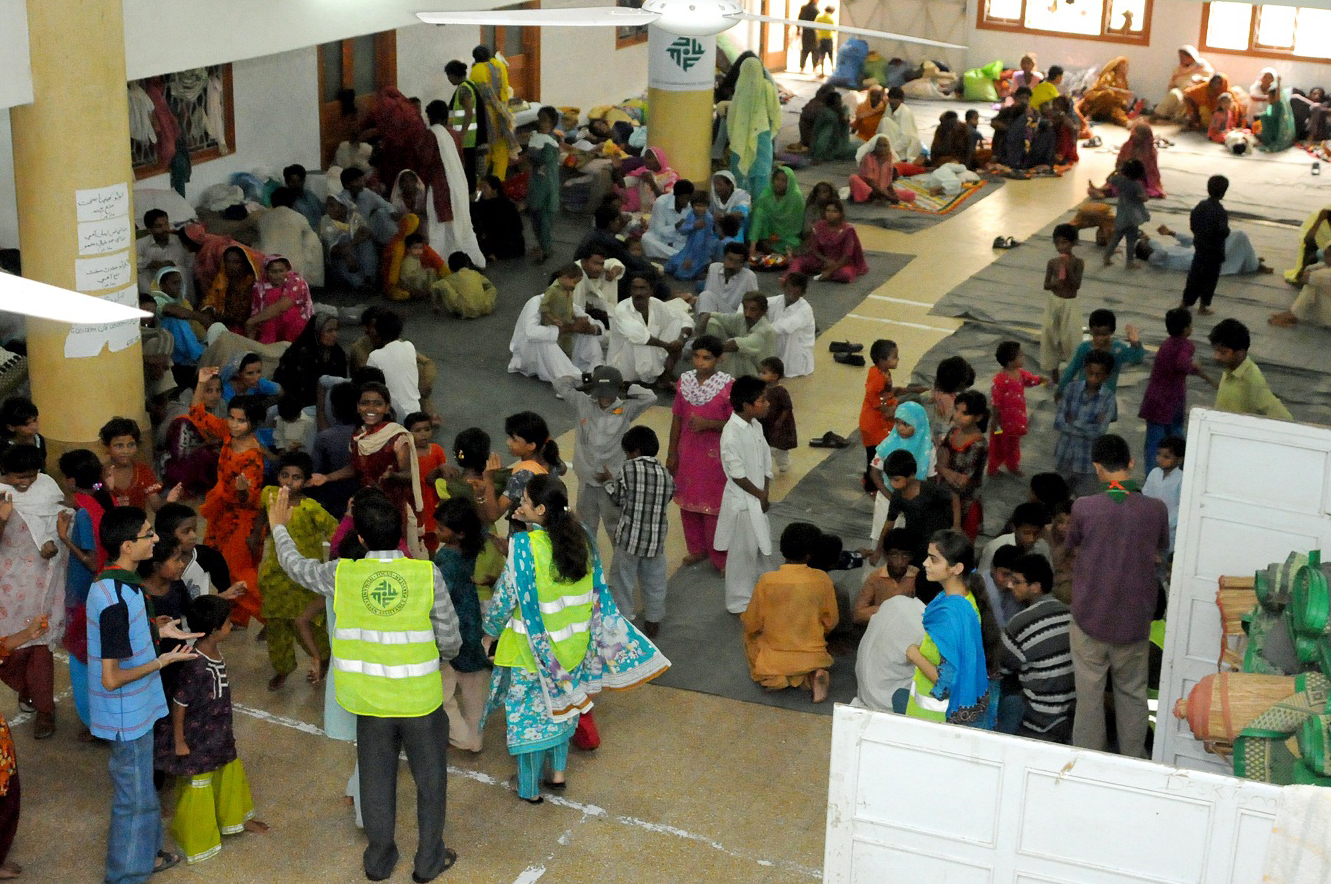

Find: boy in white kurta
[715,375,775,614]
[766,272,816,378]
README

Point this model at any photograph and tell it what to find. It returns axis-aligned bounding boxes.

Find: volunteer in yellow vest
[269,488,462,882]
[445,59,489,197]
[481,475,671,804]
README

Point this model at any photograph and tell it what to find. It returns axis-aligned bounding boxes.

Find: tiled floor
[13,121,1126,884]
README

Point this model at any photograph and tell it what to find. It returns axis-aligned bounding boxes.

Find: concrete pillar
[10,0,146,456]
[646,26,716,186]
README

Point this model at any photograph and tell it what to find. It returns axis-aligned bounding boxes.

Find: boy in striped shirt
[997,553,1075,743]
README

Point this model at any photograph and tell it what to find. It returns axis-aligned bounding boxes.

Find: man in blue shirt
[86,507,199,883]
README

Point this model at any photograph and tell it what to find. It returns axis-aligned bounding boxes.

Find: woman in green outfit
[748,166,805,259]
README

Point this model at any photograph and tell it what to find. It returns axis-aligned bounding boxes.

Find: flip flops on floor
[809,431,849,449]
[1083,136,1103,148]
[992,236,1020,250]
[828,340,863,354]
[833,351,866,366]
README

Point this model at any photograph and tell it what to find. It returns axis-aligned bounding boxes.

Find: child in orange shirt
[859,339,925,492]
[406,412,449,554]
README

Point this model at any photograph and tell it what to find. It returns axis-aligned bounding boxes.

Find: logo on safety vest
[361,571,409,616]
[666,37,705,72]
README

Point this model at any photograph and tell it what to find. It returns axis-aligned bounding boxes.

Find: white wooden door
[825,705,1281,884]
[1155,408,1331,773]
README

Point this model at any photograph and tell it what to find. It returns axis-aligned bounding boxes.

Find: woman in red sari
[666,336,734,571]
[788,200,869,283]
[191,367,266,626]
[310,382,426,558]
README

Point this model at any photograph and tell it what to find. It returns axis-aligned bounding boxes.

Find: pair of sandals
[809,431,850,449]
[992,236,1021,250]
[829,340,865,366]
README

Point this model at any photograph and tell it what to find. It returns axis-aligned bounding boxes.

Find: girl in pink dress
[246,256,313,344]
[666,336,734,570]
[788,201,870,283]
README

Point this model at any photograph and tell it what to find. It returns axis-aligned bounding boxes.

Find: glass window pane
[1108,0,1146,32]
[1205,2,1253,51]
[352,35,377,95]
[1025,0,1103,36]
[1256,4,1296,46]
[1294,7,1331,58]
[987,0,1023,21]
[504,26,525,58]
[320,43,344,102]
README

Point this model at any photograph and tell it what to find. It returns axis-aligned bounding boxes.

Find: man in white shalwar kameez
[508,293,578,385]
[876,87,924,163]
[696,243,760,314]
[715,376,775,614]
[570,252,623,372]
[640,183,695,260]
[608,276,693,384]
[766,275,816,379]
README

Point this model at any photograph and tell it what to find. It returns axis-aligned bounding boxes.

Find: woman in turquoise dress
[1256,74,1296,153]
[482,475,669,803]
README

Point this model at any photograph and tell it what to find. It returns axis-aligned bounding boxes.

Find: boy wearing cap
[553,367,657,549]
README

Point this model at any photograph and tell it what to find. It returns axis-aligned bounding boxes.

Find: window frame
[975,0,1154,46]
[616,0,649,48]
[1199,2,1331,62]
[131,65,236,181]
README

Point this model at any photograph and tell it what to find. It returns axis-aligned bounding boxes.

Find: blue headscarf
[875,400,932,480]
[922,593,987,716]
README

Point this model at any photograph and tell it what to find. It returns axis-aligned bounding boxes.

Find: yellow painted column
[646,27,716,186]
[11,0,146,456]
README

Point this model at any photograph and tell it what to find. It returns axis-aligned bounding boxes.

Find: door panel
[482,3,541,101]
[761,0,789,70]
[317,31,397,168]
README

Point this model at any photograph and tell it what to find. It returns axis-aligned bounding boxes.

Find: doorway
[759,0,790,71]
[480,2,542,101]
[316,31,398,168]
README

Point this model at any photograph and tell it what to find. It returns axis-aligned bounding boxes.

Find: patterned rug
[891,177,991,215]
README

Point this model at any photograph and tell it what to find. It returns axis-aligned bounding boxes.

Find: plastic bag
[963,59,1003,102]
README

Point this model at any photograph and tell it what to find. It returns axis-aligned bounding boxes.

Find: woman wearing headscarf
[929,111,974,168]
[852,86,888,141]
[620,147,678,214]
[383,214,446,302]
[1088,121,1165,200]
[809,91,857,163]
[848,135,913,205]
[389,169,428,219]
[247,256,313,345]
[1075,57,1134,128]
[471,46,521,180]
[709,171,752,237]
[1248,68,1279,124]
[727,57,782,198]
[201,245,263,333]
[471,174,526,261]
[274,314,348,410]
[1152,46,1214,122]
[748,166,805,258]
[1184,74,1248,131]
[150,266,208,367]
[1254,70,1296,152]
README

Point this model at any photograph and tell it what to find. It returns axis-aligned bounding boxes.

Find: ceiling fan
[418,0,967,50]
[0,273,151,324]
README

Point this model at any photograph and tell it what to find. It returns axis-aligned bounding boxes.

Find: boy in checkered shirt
[606,425,675,638]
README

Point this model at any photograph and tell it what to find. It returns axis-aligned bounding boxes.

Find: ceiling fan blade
[418,8,658,27]
[0,273,151,325]
[730,12,967,50]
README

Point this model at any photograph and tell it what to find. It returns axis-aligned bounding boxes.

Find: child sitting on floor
[432,252,498,319]
[398,233,444,302]
[741,522,839,702]
[157,594,269,864]
[758,357,796,474]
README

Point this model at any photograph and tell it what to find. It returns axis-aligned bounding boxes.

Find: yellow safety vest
[495,531,595,673]
[332,557,443,718]
[450,80,481,148]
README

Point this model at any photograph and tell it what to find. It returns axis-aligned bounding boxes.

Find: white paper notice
[74,182,130,223]
[63,285,141,359]
[74,251,133,292]
[77,217,135,256]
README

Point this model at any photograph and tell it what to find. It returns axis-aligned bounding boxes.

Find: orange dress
[416,442,447,554]
[104,462,161,509]
[192,404,265,625]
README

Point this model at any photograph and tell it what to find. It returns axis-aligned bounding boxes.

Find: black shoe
[833,351,866,367]
[828,340,863,354]
[644,620,661,639]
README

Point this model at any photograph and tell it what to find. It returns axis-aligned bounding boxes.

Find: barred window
[129,65,235,179]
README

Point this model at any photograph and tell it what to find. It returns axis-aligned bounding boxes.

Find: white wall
[0,0,33,110]
[133,47,321,202]
[397,23,481,108]
[0,113,15,250]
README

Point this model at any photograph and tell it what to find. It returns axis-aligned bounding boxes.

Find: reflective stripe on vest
[494,531,595,673]
[332,558,443,718]
[451,81,480,147]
